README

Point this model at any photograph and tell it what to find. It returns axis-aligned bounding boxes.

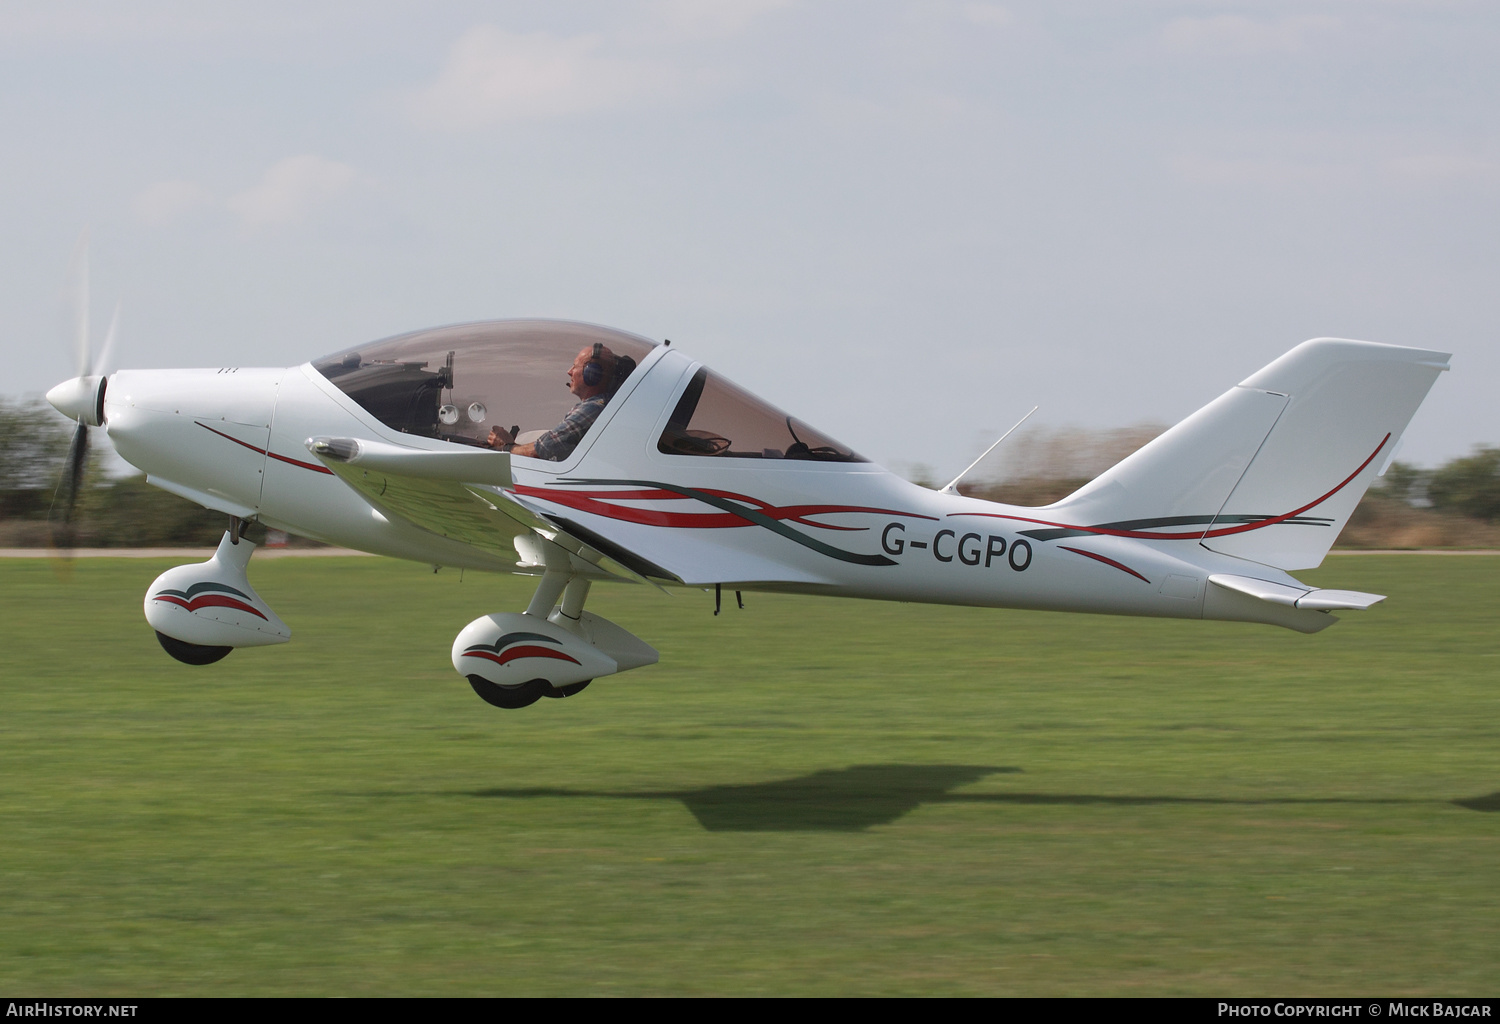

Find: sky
[2,0,1496,482]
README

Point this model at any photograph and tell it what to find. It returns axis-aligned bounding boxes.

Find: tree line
[1378,452,1500,522]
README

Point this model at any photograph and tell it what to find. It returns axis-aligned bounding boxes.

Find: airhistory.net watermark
[5,1005,137,1018]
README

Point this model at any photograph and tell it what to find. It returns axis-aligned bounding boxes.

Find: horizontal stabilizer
[1295,588,1386,612]
[1208,574,1385,611]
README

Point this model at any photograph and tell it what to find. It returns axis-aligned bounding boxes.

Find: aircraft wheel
[468,675,549,709]
[544,680,592,699]
[155,631,233,666]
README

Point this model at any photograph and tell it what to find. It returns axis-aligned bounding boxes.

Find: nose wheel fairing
[144,531,292,660]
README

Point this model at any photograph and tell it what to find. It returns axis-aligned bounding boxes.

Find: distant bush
[1339,491,1500,550]
[1375,461,1429,507]
[1426,446,1500,522]
[71,475,230,547]
[961,477,1090,507]
[949,422,1164,506]
[0,397,74,521]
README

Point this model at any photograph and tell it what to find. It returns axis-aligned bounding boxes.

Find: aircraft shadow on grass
[449,765,1500,832]
[463,764,1016,832]
[1452,792,1500,812]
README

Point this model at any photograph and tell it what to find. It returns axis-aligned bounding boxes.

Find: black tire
[544,680,592,699]
[468,675,549,709]
[155,631,233,666]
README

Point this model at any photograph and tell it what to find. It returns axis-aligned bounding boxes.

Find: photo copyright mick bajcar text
[1220,1005,1492,1018]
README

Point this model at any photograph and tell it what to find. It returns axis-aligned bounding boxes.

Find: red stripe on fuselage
[1058,546,1150,582]
[511,484,924,532]
[196,422,335,475]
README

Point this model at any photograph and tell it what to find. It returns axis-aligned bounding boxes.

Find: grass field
[1,554,1496,996]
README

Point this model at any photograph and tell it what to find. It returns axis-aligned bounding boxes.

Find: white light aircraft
[45,320,1449,709]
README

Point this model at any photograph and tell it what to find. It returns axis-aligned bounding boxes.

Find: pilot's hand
[486,426,514,449]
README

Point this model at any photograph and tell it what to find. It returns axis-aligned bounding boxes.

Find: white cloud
[0,8,207,43]
[961,4,1012,29]
[812,89,969,132]
[227,155,356,230]
[645,0,793,39]
[1385,152,1500,184]
[1168,134,1500,191]
[132,179,215,226]
[1161,14,1342,56]
[0,5,310,45]
[1167,152,1343,188]
[406,26,678,130]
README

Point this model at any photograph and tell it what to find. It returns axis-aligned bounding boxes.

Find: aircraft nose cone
[46,375,104,425]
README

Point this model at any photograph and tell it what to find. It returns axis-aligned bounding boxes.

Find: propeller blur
[47,231,119,553]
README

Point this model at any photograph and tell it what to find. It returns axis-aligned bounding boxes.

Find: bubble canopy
[312,320,655,447]
[312,318,863,463]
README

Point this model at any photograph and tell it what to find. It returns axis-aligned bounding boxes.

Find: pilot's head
[567,344,616,399]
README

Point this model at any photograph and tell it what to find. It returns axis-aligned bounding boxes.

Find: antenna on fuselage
[939,406,1038,495]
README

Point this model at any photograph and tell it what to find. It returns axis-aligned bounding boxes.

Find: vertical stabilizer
[1201,339,1448,569]
[1052,338,1449,571]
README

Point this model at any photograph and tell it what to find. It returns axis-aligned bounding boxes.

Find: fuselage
[90,321,1295,628]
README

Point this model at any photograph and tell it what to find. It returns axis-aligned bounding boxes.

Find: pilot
[487,343,633,461]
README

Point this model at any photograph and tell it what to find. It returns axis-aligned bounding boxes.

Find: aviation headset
[582,342,611,388]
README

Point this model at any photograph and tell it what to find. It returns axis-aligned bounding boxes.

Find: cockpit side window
[658,368,865,462]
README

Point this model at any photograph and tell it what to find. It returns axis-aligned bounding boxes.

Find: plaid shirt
[532,394,609,461]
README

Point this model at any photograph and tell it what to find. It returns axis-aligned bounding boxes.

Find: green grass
[1,554,1496,995]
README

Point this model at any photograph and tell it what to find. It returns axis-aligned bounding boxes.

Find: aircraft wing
[307,436,840,587]
[306,436,669,584]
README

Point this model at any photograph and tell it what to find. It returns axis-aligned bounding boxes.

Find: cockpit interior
[314,320,862,463]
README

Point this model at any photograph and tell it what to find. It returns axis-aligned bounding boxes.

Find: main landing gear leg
[542,577,593,698]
